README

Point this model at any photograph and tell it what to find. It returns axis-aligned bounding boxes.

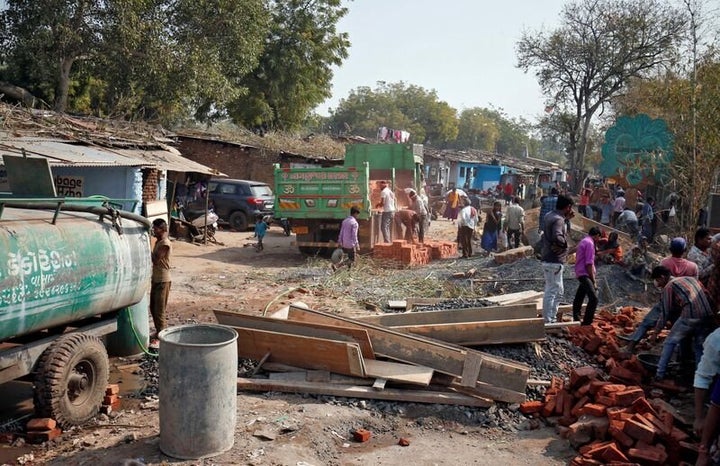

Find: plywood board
[392,318,546,346]
[237,378,493,408]
[233,327,366,377]
[358,303,538,326]
[286,305,528,403]
[214,310,374,358]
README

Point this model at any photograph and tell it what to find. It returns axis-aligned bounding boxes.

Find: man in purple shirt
[573,227,602,325]
[335,206,360,270]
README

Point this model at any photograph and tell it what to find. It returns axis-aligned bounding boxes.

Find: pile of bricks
[101,383,121,415]
[519,366,695,465]
[25,417,61,444]
[372,240,456,266]
[565,307,646,367]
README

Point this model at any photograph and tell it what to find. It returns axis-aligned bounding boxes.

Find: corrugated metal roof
[0,134,222,175]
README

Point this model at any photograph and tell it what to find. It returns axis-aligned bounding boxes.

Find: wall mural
[600,114,673,186]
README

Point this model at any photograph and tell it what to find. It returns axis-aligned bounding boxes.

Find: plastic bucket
[158,324,238,459]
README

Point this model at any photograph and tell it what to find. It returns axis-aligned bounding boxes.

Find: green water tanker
[0,199,152,427]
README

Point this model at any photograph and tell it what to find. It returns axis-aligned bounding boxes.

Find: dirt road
[25,221,579,466]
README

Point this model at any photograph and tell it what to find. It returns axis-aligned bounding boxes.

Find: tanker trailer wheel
[33,333,110,428]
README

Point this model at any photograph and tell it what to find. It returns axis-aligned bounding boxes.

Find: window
[219,184,237,195]
[460,167,466,177]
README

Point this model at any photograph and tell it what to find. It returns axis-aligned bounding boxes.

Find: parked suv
[202,178,274,231]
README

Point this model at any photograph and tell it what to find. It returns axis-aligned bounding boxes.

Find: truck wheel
[33,333,110,428]
[229,211,248,231]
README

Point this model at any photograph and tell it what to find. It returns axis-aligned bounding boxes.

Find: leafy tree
[328,81,459,145]
[0,0,108,112]
[517,0,686,191]
[455,108,500,151]
[228,0,350,131]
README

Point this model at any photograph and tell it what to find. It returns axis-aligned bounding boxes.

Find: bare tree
[517,0,686,191]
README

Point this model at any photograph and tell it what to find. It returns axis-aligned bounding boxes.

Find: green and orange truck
[274,143,425,254]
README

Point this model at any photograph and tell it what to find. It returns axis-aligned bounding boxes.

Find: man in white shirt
[457,198,478,258]
[504,196,525,249]
[377,180,396,243]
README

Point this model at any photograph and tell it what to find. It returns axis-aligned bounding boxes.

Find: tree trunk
[0,81,40,107]
[54,57,74,113]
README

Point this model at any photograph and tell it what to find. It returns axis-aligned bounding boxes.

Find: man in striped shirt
[651,266,717,381]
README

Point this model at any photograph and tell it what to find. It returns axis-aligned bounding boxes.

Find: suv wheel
[229,211,248,231]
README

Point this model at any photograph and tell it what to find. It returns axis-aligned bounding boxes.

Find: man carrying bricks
[540,194,575,323]
[650,266,716,382]
[573,227,602,325]
[377,180,396,243]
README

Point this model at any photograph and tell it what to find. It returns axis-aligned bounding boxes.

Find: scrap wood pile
[213,291,571,407]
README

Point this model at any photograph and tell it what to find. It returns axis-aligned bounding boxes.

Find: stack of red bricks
[373,240,456,266]
[519,366,695,465]
[101,383,121,414]
[565,307,645,367]
[25,417,61,444]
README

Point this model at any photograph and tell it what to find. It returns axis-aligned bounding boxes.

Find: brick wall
[142,168,159,204]
[176,138,280,186]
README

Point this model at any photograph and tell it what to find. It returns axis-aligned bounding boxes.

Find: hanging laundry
[377,126,389,140]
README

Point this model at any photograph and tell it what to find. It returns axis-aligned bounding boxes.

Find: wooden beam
[392,318,546,346]
[286,305,528,403]
[233,327,366,377]
[357,303,538,326]
[214,310,375,358]
[484,290,543,305]
[269,371,374,386]
[237,378,494,408]
[363,359,434,386]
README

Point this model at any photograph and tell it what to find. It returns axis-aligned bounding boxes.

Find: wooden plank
[357,303,538,326]
[460,353,483,387]
[237,378,494,408]
[544,321,580,329]
[484,290,543,305]
[405,297,445,310]
[233,327,366,377]
[269,371,374,386]
[363,359,434,386]
[286,305,528,403]
[214,310,375,359]
[392,318,546,346]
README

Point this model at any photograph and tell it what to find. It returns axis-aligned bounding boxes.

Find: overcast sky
[317,0,569,122]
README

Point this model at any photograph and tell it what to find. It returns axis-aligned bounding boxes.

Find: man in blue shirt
[538,187,559,232]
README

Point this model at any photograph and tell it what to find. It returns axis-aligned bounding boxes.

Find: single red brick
[353,428,371,442]
[105,384,120,395]
[631,397,658,416]
[606,407,628,420]
[582,403,607,417]
[570,366,598,389]
[571,396,590,417]
[600,442,630,463]
[398,437,410,447]
[628,445,668,464]
[103,394,119,406]
[542,396,557,418]
[26,428,61,444]
[26,418,56,431]
[623,418,656,444]
[609,424,634,448]
[598,384,627,396]
[613,388,644,407]
[519,401,544,415]
[595,395,615,406]
[588,380,611,395]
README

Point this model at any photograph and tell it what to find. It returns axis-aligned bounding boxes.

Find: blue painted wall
[52,166,145,214]
[472,164,506,190]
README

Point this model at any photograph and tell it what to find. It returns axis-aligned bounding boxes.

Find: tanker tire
[33,333,109,428]
[229,211,248,231]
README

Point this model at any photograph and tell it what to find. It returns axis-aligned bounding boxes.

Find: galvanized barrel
[158,324,238,459]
